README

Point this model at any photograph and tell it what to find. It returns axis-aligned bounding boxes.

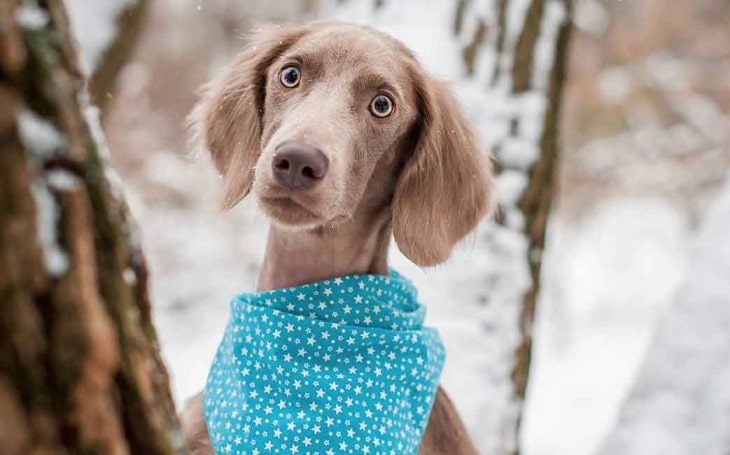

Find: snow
[47,169,81,191]
[123,267,137,285]
[499,138,540,170]
[532,0,567,91]
[597,174,730,455]
[135,196,269,401]
[496,170,529,209]
[666,93,728,144]
[598,67,633,102]
[83,101,128,201]
[522,198,691,455]
[17,108,71,277]
[16,109,66,158]
[15,3,49,31]
[573,0,609,36]
[31,181,69,277]
[66,0,136,74]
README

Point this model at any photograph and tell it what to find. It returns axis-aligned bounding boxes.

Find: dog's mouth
[258,194,323,227]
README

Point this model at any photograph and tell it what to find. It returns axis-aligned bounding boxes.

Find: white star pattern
[204,271,445,455]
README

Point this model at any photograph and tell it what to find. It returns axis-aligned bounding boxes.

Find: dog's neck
[256,215,392,291]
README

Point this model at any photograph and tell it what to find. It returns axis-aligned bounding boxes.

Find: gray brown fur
[182,21,491,454]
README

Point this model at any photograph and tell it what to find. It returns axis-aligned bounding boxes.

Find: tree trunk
[507,0,573,446]
[455,2,573,453]
[88,1,149,114]
[324,1,572,453]
[0,1,182,453]
[65,0,150,114]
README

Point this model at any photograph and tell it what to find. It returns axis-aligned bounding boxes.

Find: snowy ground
[598,175,730,455]
[522,198,692,455]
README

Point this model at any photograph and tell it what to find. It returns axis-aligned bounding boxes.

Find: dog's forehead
[288,25,413,75]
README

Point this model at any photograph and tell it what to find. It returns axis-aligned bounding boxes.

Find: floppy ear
[188,25,309,209]
[393,74,494,266]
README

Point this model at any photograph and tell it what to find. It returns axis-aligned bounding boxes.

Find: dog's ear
[188,24,309,209]
[392,73,494,266]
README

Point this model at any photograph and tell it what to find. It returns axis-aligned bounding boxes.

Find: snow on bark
[16,108,70,276]
[83,101,129,202]
[598,174,730,455]
[29,181,69,276]
[16,109,67,158]
[322,1,569,452]
[14,3,50,30]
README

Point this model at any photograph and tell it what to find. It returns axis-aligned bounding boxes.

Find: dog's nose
[272,142,329,190]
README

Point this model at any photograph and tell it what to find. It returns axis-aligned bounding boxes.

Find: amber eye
[280,66,301,88]
[370,95,394,118]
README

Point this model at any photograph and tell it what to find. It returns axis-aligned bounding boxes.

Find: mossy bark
[0,1,183,454]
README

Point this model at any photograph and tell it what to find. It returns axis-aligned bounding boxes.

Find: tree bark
[87,0,149,114]
[64,0,150,114]
[460,1,573,452]
[0,1,182,453]
[509,0,573,444]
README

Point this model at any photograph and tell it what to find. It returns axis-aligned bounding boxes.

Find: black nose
[272,141,329,190]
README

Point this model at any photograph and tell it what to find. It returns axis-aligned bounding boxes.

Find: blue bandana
[203,271,445,455]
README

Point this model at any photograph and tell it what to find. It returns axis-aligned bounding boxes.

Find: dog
[180,21,492,455]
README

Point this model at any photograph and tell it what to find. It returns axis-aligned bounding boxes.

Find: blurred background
[66,0,730,454]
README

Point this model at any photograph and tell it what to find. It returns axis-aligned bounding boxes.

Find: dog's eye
[280,66,301,88]
[370,95,393,118]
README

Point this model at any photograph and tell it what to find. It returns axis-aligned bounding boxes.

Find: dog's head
[190,22,492,266]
